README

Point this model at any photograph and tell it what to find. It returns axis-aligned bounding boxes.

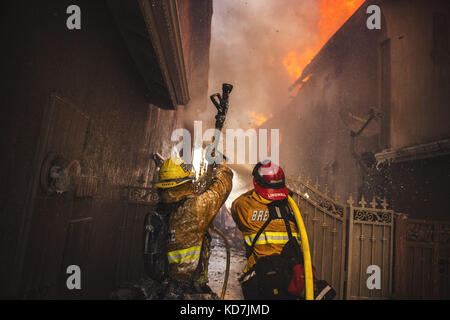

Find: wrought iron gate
[346,195,394,299]
[287,173,395,299]
[287,174,347,299]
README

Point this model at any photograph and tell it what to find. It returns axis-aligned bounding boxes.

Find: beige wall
[383,0,450,149]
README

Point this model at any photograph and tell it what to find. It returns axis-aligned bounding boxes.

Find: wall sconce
[40,152,81,195]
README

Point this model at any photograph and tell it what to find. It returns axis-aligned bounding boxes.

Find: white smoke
[209,0,319,130]
[225,168,252,209]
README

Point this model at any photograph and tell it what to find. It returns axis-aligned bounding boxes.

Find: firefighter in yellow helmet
[155,157,233,294]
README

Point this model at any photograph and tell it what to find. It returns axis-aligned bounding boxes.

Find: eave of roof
[108,0,190,109]
[375,138,450,164]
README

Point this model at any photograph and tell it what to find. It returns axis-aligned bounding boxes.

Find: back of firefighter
[156,157,233,288]
[232,160,304,299]
[232,192,301,273]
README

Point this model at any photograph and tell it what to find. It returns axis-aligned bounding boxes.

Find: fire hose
[287,195,314,300]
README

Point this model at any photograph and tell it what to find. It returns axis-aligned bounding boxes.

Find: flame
[192,147,203,179]
[248,111,273,127]
[283,0,364,81]
[282,49,316,81]
[298,73,312,89]
[317,0,365,44]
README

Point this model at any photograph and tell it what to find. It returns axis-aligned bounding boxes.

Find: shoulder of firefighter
[231,189,301,272]
[163,164,233,281]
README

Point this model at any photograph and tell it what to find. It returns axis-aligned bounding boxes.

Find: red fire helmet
[252,160,289,201]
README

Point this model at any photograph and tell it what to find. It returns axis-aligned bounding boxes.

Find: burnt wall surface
[0,0,199,298]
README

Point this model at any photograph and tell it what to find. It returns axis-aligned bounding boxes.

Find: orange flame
[248,111,273,127]
[283,0,364,81]
[282,49,316,81]
[317,0,365,44]
[298,73,312,89]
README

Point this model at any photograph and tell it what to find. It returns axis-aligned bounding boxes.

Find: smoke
[209,0,320,130]
[205,0,366,208]
[208,0,365,131]
[225,168,253,209]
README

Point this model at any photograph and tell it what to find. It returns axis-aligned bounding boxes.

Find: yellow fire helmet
[155,157,196,189]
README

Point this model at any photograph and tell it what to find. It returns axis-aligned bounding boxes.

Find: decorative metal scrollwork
[125,185,159,204]
[406,222,434,242]
[287,177,344,218]
[353,209,392,224]
[318,198,345,218]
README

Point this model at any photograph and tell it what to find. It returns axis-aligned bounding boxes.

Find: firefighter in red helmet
[231,160,335,300]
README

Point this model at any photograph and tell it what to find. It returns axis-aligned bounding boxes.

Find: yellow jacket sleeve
[194,165,233,232]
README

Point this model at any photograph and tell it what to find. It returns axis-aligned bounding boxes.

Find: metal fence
[287,174,347,299]
[346,195,394,299]
[287,172,395,299]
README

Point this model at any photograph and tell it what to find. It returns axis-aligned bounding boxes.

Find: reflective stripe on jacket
[159,165,233,281]
[167,245,202,264]
[231,190,301,272]
[243,231,301,246]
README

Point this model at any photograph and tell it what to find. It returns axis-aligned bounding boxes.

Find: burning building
[264,0,450,219]
[263,0,450,299]
[0,0,213,298]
